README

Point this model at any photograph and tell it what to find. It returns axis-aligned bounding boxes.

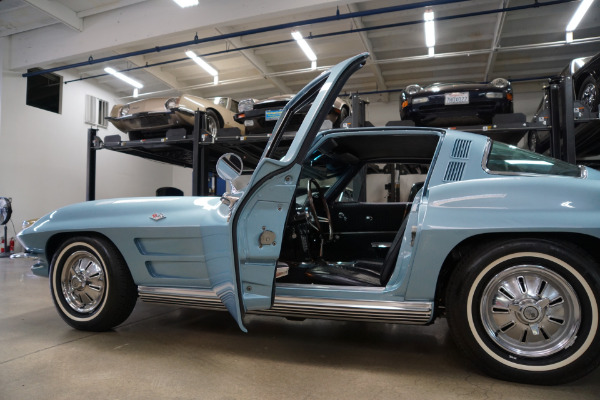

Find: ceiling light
[173,0,199,8]
[104,67,143,89]
[424,9,435,48]
[566,0,594,32]
[424,9,435,57]
[291,30,317,65]
[185,50,219,84]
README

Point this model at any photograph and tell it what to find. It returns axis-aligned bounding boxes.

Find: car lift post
[192,110,210,196]
[549,77,576,164]
[86,128,98,201]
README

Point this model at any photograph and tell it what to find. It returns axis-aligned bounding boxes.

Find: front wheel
[50,236,137,331]
[446,239,600,384]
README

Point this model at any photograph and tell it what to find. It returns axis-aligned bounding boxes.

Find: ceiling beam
[22,0,83,32]
[121,54,182,90]
[214,27,293,94]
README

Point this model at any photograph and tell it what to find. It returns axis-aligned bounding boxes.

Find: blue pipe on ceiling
[62,0,577,85]
[24,0,477,78]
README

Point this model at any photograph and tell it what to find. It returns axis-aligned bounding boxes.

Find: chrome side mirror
[216,153,244,191]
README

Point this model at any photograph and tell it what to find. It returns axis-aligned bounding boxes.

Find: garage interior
[1,0,600,398]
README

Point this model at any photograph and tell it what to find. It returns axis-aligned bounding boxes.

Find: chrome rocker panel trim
[139,286,433,325]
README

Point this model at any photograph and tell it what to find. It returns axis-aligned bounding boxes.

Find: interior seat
[304,216,409,287]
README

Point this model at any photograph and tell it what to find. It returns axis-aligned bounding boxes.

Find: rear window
[486,142,583,177]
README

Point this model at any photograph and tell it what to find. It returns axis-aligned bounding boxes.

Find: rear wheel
[446,239,600,384]
[50,236,137,331]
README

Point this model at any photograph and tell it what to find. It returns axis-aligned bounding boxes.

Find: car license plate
[444,92,469,105]
[265,109,283,121]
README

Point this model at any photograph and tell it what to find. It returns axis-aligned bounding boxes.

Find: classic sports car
[107,95,244,140]
[400,80,513,127]
[18,54,600,385]
[234,94,349,134]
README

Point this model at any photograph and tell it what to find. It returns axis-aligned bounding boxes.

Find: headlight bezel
[491,78,510,88]
[119,105,130,117]
[405,84,423,95]
[165,97,179,110]
[238,99,255,113]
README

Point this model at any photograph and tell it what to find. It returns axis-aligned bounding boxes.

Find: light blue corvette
[18,53,600,385]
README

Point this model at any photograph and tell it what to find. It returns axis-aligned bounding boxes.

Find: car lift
[86,110,295,200]
[86,86,600,200]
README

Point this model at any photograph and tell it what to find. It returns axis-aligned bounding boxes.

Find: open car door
[228,54,369,324]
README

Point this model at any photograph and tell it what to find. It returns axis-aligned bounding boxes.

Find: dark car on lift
[400,79,514,127]
[234,94,349,134]
[528,52,600,155]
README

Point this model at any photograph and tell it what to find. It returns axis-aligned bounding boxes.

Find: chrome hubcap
[207,116,218,136]
[481,265,580,358]
[61,250,106,314]
[581,83,597,109]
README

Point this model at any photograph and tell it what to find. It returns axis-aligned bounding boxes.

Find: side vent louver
[443,139,472,182]
[451,139,471,159]
[444,161,466,182]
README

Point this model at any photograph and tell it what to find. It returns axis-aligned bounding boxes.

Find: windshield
[486,142,583,177]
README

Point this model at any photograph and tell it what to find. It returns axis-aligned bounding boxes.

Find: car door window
[337,163,428,204]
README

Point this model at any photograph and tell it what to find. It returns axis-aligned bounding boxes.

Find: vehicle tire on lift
[206,109,222,137]
[578,76,599,112]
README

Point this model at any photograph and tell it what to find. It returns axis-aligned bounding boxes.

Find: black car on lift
[399,79,514,127]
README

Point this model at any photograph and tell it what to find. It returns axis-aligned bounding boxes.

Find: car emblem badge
[150,213,166,221]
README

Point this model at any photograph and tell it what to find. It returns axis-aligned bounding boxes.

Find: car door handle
[365,216,373,222]
[338,212,347,221]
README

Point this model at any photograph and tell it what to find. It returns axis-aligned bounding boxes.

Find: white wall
[0,41,177,240]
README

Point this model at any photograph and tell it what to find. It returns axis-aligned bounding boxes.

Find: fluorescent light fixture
[173,0,199,8]
[424,9,435,48]
[185,50,219,84]
[566,31,574,42]
[566,0,594,32]
[291,30,317,62]
[104,67,143,89]
[185,50,218,76]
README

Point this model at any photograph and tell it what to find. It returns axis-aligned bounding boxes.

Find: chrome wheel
[206,110,220,137]
[580,83,597,109]
[61,250,106,314]
[480,265,580,358]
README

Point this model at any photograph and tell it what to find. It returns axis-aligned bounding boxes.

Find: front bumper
[107,109,194,133]
[10,252,49,277]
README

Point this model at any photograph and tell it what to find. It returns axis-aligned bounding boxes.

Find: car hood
[253,95,295,108]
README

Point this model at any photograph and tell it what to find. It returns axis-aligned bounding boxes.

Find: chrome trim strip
[139,286,433,324]
[256,296,432,324]
[138,286,227,310]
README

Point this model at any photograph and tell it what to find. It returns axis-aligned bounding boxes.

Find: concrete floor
[1,258,600,400]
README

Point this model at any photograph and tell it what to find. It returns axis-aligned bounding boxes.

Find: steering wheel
[306,179,333,240]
